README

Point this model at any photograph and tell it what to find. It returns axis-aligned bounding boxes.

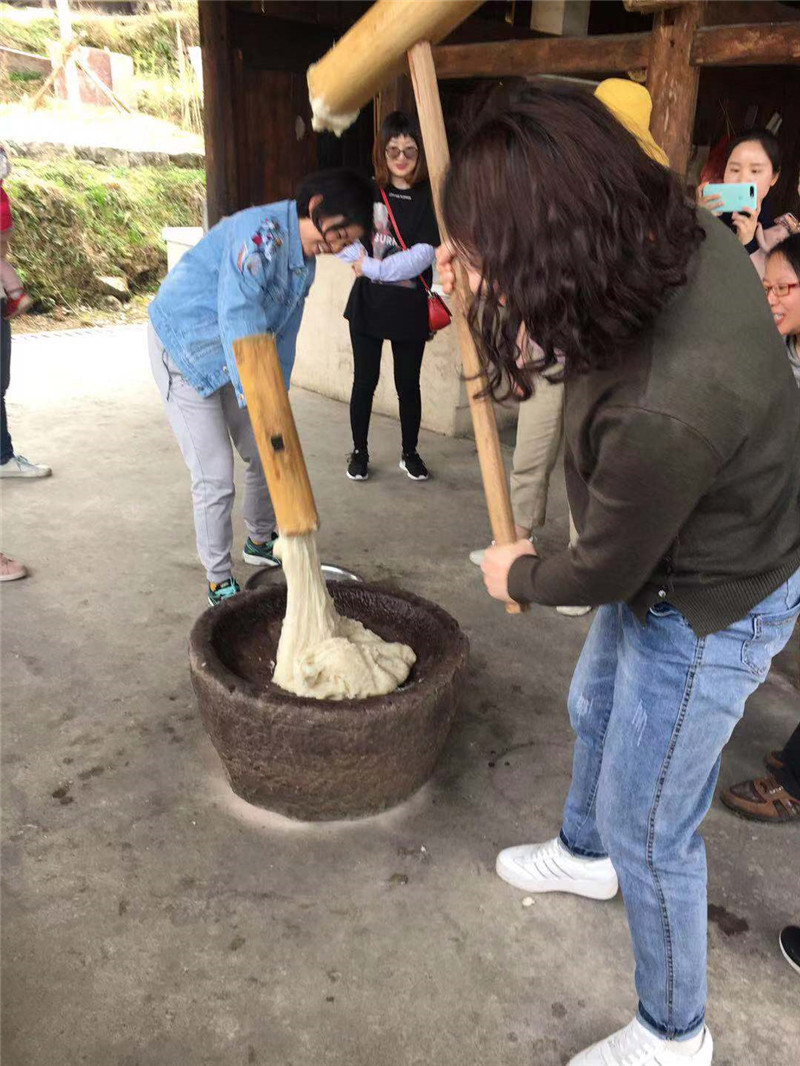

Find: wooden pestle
[233,334,319,537]
[407,41,528,615]
[306,0,482,135]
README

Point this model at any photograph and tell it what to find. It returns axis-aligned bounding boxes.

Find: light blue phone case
[704,182,758,214]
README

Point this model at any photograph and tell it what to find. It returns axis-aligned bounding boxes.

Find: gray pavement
[1,324,797,1066]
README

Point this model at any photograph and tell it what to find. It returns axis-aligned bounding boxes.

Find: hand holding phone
[698,181,758,216]
[730,208,759,246]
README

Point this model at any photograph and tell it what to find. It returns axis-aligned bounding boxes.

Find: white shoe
[557,605,592,617]
[568,1018,713,1066]
[496,836,618,900]
[0,454,52,478]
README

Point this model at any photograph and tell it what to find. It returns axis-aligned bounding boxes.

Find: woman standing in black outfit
[341,111,439,482]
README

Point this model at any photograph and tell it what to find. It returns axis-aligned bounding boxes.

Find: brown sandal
[721,774,800,823]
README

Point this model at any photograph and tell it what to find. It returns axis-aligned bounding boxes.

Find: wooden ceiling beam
[432,32,651,78]
[432,21,800,79]
[623,0,681,11]
[692,21,800,66]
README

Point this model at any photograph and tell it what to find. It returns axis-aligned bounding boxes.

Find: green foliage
[5,157,205,311]
[0,4,199,78]
[134,77,203,135]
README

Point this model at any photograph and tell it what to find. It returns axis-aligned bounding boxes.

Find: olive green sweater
[508,217,800,636]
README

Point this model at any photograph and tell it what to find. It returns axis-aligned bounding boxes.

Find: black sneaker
[347,449,369,481]
[399,451,429,481]
[780,925,800,974]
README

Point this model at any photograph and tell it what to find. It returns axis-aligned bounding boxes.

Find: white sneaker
[568,1018,713,1066]
[496,836,618,900]
[0,454,52,478]
[557,605,592,617]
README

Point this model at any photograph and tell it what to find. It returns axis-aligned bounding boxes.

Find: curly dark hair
[442,82,705,401]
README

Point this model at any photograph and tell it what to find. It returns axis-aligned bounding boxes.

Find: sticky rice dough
[272,534,416,700]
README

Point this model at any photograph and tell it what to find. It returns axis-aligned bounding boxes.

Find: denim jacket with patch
[148,200,315,407]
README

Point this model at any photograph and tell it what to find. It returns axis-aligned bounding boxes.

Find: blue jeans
[560,569,800,1040]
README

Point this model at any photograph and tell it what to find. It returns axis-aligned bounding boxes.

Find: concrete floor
[1,323,798,1066]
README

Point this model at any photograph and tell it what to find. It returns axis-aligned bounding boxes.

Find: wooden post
[55,0,80,105]
[27,37,79,110]
[647,1,706,179]
[198,0,238,225]
[234,335,319,537]
[407,41,525,614]
[374,73,414,141]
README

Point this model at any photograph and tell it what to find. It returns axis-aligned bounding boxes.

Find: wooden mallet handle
[234,334,319,537]
[407,41,527,615]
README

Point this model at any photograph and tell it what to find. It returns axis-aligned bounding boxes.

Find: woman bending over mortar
[437,83,800,1066]
[148,169,372,606]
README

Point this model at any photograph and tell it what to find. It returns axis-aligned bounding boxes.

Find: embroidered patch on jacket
[237,218,284,277]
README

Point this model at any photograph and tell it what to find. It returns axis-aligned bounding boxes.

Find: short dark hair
[442,81,704,401]
[373,110,428,188]
[725,128,781,174]
[295,168,374,241]
[767,231,800,277]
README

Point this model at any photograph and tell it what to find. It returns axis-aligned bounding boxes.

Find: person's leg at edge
[776,721,800,798]
[390,337,425,456]
[510,374,565,535]
[587,571,800,1049]
[349,327,383,453]
[0,304,12,465]
[148,325,236,586]
[222,386,277,550]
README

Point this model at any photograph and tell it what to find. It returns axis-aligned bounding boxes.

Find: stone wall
[293,256,518,440]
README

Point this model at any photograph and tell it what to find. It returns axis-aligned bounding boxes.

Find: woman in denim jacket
[148,168,372,606]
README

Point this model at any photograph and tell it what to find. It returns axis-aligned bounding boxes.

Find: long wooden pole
[407,41,524,615]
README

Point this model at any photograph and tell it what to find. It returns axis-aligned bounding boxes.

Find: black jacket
[508,217,800,636]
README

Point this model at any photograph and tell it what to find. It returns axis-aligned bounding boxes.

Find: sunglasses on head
[385,146,419,161]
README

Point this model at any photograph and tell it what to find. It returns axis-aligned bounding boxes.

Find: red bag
[379,188,452,335]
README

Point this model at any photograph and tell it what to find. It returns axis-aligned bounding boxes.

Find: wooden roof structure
[199,0,800,225]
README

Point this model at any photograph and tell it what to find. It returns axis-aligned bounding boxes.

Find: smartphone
[703,182,758,214]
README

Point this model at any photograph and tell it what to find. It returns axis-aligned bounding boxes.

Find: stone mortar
[189,583,470,821]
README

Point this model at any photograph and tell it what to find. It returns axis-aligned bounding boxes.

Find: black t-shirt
[344,181,440,341]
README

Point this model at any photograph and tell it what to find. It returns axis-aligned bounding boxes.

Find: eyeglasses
[762,281,799,298]
[385,146,419,161]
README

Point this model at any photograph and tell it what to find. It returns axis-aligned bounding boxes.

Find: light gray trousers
[148,323,275,584]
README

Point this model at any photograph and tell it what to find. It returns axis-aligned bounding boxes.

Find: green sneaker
[207,577,241,607]
[242,533,281,568]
